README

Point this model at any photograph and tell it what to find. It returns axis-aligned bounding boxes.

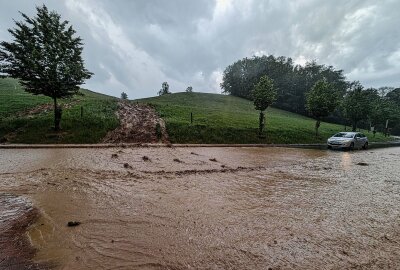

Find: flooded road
[0,147,399,269]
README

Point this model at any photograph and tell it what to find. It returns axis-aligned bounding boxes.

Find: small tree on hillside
[306,79,340,137]
[186,86,193,93]
[252,75,277,138]
[0,5,92,131]
[121,92,128,100]
[342,82,372,131]
[158,82,170,96]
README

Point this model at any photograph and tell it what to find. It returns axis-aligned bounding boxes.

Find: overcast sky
[1,0,400,98]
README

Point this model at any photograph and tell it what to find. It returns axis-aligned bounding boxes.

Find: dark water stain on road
[0,147,400,269]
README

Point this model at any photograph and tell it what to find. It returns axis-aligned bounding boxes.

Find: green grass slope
[138,92,389,144]
[0,78,118,143]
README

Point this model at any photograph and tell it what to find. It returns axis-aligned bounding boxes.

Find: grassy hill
[0,78,118,143]
[138,92,390,144]
[0,78,390,144]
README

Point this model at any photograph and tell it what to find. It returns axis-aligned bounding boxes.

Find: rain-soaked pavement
[0,147,399,269]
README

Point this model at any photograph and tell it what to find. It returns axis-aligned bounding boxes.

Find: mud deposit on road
[0,147,400,269]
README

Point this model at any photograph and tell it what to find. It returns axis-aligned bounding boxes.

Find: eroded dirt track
[0,147,400,269]
[103,102,169,143]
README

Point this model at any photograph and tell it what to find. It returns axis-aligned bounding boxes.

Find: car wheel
[349,142,354,151]
[362,142,368,150]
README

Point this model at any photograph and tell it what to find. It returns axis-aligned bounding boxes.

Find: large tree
[252,75,277,138]
[306,79,340,137]
[0,5,92,131]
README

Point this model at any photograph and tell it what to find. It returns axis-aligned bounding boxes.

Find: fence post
[81,106,83,118]
[190,112,193,124]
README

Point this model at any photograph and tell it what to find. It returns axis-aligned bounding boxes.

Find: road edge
[0,142,399,149]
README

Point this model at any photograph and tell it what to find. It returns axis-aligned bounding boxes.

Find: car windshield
[333,133,354,138]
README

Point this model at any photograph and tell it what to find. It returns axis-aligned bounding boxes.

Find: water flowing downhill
[0,146,400,269]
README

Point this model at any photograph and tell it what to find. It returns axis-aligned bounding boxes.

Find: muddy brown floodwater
[0,147,400,269]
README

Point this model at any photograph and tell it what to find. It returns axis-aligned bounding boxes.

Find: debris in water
[111,153,118,158]
[173,158,182,163]
[209,158,217,162]
[356,162,369,166]
[190,152,199,155]
[142,156,150,162]
[123,163,132,169]
[67,221,81,227]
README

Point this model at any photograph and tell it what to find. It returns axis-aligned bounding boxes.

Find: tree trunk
[258,111,265,138]
[315,119,321,137]
[53,97,62,131]
[352,120,357,132]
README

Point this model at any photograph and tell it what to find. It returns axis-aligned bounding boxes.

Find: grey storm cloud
[1,0,399,98]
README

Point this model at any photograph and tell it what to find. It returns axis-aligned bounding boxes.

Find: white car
[327,132,368,150]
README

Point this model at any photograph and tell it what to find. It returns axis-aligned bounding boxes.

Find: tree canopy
[121,92,128,99]
[221,55,348,115]
[342,83,373,131]
[306,79,340,136]
[252,75,277,111]
[386,88,400,104]
[252,75,277,137]
[158,82,170,96]
[306,80,339,119]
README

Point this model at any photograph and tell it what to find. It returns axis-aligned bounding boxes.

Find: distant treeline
[221,55,348,114]
[221,55,400,134]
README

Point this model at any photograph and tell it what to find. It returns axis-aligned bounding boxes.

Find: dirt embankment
[103,102,169,144]
[14,101,80,119]
[0,194,48,270]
